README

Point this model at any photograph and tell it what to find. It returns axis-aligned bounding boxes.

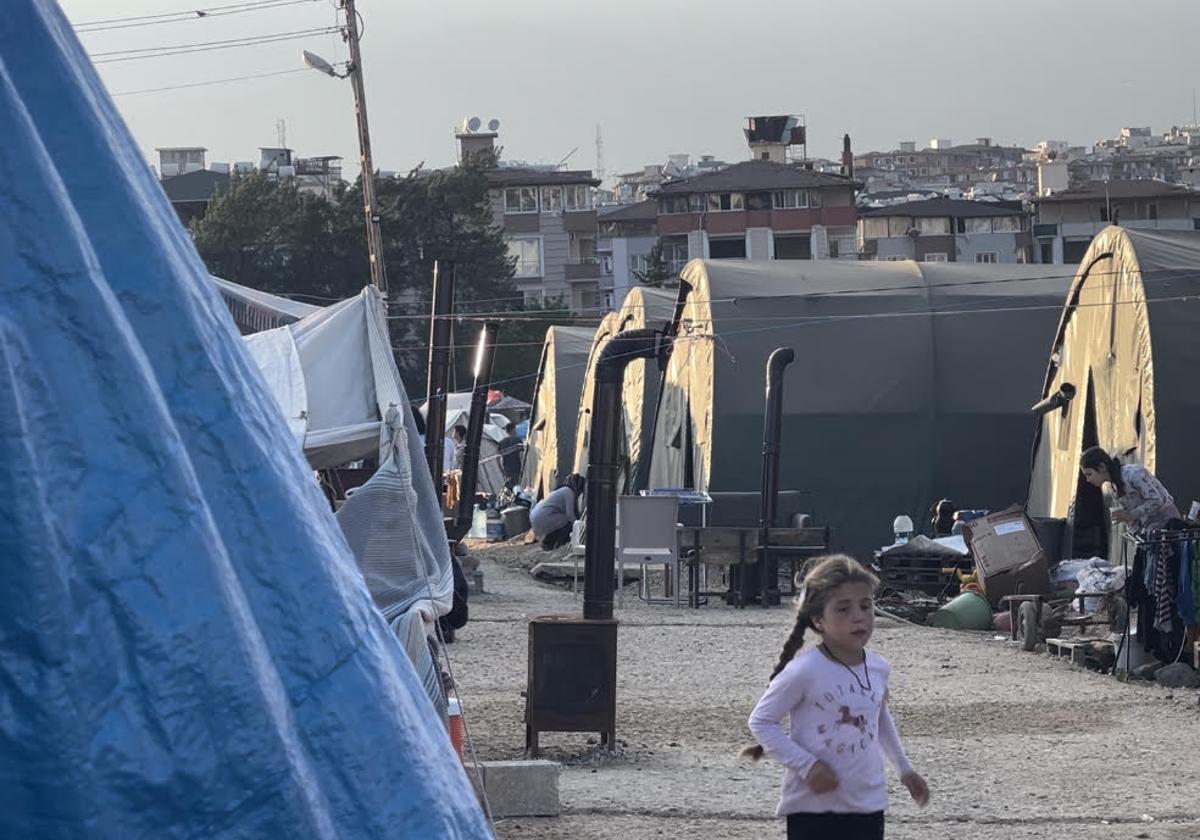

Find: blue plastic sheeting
[0,3,490,838]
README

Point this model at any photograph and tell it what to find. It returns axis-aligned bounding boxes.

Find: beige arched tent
[649,258,1073,557]
[1028,227,1200,560]
[519,325,594,498]
[572,286,678,492]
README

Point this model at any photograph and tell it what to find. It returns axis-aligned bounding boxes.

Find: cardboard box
[963,506,1051,606]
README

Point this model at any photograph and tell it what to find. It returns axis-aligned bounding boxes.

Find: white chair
[616,495,682,608]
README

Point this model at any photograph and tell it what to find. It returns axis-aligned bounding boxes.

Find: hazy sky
[61,0,1200,179]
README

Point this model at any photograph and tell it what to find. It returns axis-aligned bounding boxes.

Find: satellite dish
[488,118,501,132]
[468,116,482,132]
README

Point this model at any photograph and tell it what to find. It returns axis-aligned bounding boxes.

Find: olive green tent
[648,258,1074,557]
[1027,227,1200,561]
[572,286,677,492]
[519,325,593,498]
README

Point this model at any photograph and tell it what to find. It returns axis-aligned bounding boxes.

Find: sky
[61,0,1200,181]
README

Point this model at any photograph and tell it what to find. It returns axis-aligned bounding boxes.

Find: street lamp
[302,3,387,294]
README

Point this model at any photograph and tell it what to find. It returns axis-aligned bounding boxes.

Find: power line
[75,0,319,30]
[112,67,323,96]
[93,26,339,64]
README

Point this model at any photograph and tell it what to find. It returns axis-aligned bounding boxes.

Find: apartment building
[653,160,860,263]
[858,198,1031,263]
[457,125,601,310]
[1033,179,1200,263]
[596,199,658,306]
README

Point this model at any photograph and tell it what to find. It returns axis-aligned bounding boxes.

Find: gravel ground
[451,541,1200,840]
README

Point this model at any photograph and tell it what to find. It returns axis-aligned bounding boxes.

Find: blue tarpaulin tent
[0,2,490,837]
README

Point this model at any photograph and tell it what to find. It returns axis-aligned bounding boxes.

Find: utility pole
[341,0,387,293]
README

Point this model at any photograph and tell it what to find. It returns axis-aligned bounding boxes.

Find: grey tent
[648,258,1074,558]
[572,286,677,493]
[1028,227,1200,561]
[520,325,594,497]
[212,275,321,334]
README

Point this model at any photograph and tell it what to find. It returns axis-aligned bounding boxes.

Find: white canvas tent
[243,284,403,469]
[426,392,510,496]
[213,275,321,333]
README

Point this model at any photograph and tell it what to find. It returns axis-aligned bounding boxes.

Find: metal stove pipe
[450,322,500,540]
[423,261,455,504]
[757,347,795,607]
[583,328,663,621]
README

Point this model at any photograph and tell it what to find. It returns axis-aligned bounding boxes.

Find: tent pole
[424,261,455,507]
[450,322,500,540]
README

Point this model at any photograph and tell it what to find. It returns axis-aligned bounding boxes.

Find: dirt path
[450,542,1200,840]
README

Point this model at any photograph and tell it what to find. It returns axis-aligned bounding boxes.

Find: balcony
[565,259,602,282]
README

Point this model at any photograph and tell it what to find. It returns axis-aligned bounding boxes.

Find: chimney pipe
[450,322,500,540]
[423,261,455,506]
[842,134,853,179]
[756,348,795,607]
[582,329,666,621]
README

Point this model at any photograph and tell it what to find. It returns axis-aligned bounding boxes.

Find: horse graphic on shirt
[833,705,868,734]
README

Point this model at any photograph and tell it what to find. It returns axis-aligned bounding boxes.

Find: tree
[633,240,676,288]
[190,155,576,402]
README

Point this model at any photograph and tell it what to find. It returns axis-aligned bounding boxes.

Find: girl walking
[745,555,928,839]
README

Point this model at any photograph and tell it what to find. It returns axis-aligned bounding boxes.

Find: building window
[961,217,993,235]
[887,216,914,238]
[665,240,689,274]
[975,251,999,264]
[862,218,889,239]
[659,195,690,214]
[916,217,950,236]
[706,192,744,212]
[1145,202,1158,221]
[746,191,773,211]
[885,255,907,262]
[504,187,538,213]
[540,186,563,213]
[630,254,649,274]
[565,185,593,211]
[508,237,543,278]
[1099,204,1110,222]
[709,237,746,259]
[772,189,809,209]
[992,215,1023,233]
[923,253,948,262]
[523,288,545,307]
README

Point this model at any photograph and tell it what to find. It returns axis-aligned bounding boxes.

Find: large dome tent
[648,258,1074,558]
[519,325,594,497]
[572,286,677,492]
[1027,227,1200,561]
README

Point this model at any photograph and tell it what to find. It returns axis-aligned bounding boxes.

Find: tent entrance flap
[1071,376,1108,559]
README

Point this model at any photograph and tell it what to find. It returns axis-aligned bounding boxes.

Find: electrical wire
[112,66,326,96]
[92,26,339,64]
[74,0,322,32]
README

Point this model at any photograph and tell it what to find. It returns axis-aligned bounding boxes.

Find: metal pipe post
[757,347,795,607]
[583,329,663,621]
[424,261,455,502]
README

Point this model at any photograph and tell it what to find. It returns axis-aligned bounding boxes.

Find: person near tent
[930,499,957,537]
[499,422,523,487]
[530,473,586,550]
[451,424,468,471]
[1079,447,1181,531]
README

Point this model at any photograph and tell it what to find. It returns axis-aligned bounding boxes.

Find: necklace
[820,644,872,693]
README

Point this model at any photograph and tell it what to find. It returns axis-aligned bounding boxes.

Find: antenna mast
[276,118,287,149]
[595,123,605,185]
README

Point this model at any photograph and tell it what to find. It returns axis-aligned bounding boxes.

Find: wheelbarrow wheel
[1018,600,1040,652]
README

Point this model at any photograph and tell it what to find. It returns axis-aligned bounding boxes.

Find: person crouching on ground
[529,473,585,550]
[744,555,929,839]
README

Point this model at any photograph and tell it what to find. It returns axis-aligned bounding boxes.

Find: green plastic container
[929,591,993,631]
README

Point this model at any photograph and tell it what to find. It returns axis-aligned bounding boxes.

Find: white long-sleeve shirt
[748,647,912,816]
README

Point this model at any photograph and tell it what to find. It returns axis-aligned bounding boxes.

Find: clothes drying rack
[1119,525,1200,669]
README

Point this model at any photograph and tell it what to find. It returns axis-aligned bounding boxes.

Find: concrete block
[465,759,560,818]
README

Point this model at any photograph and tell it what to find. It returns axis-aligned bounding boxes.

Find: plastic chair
[616,495,681,608]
